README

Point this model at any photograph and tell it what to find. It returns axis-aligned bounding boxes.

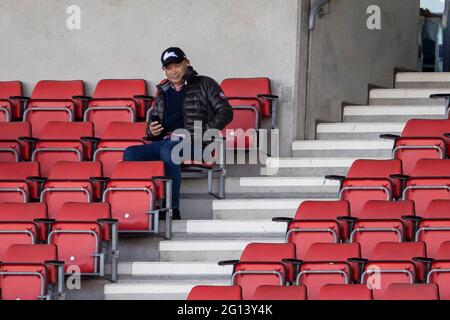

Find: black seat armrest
[218,260,239,267]
[348,257,368,265]
[9,96,30,102]
[97,218,119,225]
[380,134,400,140]
[257,94,279,100]
[390,174,410,181]
[34,218,56,224]
[325,175,346,182]
[19,136,39,143]
[90,177,110,183]
[413,257,434,264]
[282,258,303,266]
[430,94,450,99]
[80,136,101,143]
[402,215,422,222]
[72,95,92,101]
[272,217,293,223]
[27,176,47,183]
[337,216,358,223]
[134,95,155,102]
[44,260,65,266]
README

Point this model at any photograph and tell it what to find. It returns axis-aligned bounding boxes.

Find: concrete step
[343,105,445,122]
[159,236,285,262]
[264,157,387,177]
[369,88,449,105]
[316,122,404,140]
[104,276,230,300]
[172,219,286,234]
[212,198,338,220]
[292,140,393,157]
[117,261,232,276]
[396,72,450,89]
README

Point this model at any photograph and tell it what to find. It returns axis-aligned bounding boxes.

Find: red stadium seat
[0,203,48,260]
[23,80,85,136]
[220,78,278,149]
[273,200,351,259]
[0,244,64,300]
[350,200,416,257]
[361,242,427,299]
[218,243,298,300]
[47,202,118,282]
[381,119,450,175]
[40,161,103,218]
[0,161,40,202]
[102,161,172,236]
[317,284,373,300]
[416,200,450,258]
[0,122,32,161]
[93,122,147,177]
[401,159,450,216]
[0,81,23,121]
[187,285,242,300]
[381,283,439,300]
[251,285,307,300]
[31,121,95,176]
[296,243,361,300]
[327,159,403,217]
[426,242,450,299]
[79,79,150,137]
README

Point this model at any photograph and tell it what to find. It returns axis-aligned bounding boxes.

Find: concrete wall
[301,0,420,139]
[0,0,301,156]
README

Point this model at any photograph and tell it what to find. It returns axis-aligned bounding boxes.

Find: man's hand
[149,121,164,137]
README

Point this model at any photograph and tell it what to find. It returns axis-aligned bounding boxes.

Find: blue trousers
[123,140,198,209]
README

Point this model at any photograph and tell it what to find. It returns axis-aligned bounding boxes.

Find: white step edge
[292,140,393,150]
[317,122,405,133]
[238,176,340,187]
[265,157,387,168]
[370,88,450,99]
[104,281,229,295]
[173,220,286,233]
[159,239,285,251]
[396,72,450,82]
[344,105,445,116]
[130,262,232,276]
[212,198,337,210]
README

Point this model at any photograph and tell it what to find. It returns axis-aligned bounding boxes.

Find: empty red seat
[0,162,40,202]
[80,79,150,137]
[187,285,242,300]
[416,200,450,258]
[350,200,416,257]
[102,161,169,234]
[273,200,351,259]
[0,122,32,161]
[382,119,450,175]
[220,78,278,149]
[401,159,450,216]
[251,285,307,300]
[0,203,48,260]
[296,243,361,300]
[317,284,373,300]
[31,121,95,176]
[381,283,439,300]
[0,244,64,300]
[23,80,85,136]
[40,161,103,218]
[327,159,403,217]
[361,242,427,299]
[219,243,298,300]
[427,241,450,299]
[0,81,23,121]
[47,202,118,281]
[93,122,147,177]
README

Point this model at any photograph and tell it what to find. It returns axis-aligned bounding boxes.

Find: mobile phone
[151,114,162,124]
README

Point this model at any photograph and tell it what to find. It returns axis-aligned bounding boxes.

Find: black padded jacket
[146,66,233,141]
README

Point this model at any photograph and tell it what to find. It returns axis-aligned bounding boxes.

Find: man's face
[163,59,190,86]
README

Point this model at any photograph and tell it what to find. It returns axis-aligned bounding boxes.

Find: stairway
[93,72,450,300]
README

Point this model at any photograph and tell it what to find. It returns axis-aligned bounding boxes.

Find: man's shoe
[172,209,181,220]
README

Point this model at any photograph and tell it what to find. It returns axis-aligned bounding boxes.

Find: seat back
[342,159,403,217]
[0,122,32,161]
[251,285,307,300]
[352,200,415,257]
[0,161,40,202]
[26,80,85,136]
[0,81,22,120]
[234,243,296,300]
[95,122,147,177]
[33,122,94,176]
[381,283,439,300]
[187,285,242,300]
[317,284,373,300]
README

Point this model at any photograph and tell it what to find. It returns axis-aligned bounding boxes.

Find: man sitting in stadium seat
[123,47,233,220]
